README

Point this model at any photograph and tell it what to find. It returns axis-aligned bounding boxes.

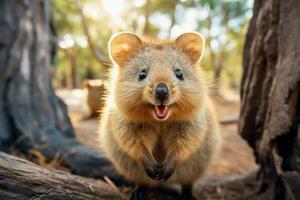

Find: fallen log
[0,151,260,200]
[0,152,125,200]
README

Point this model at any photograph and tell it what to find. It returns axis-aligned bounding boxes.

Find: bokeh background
[51,0,252,91]
[1,0,299,198]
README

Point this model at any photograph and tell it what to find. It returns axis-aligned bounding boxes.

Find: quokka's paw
[156,162,176,181]
[144,161,175,181]
[144,163,161,180]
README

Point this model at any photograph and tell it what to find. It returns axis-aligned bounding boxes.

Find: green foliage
[51,0,252,89]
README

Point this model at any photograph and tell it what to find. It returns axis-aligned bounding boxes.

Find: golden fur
[99,32,221,187]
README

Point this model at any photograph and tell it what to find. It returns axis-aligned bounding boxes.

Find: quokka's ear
[175,32,205,64]
[108,32,143,66]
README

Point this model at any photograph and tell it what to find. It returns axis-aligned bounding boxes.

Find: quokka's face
[109,32,206,122]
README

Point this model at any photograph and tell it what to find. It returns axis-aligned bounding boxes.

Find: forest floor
[56,88,258,187]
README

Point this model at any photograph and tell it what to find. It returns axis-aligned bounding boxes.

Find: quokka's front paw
[144,163,161,180]
[156,162,176,181]
[144,161,176,181]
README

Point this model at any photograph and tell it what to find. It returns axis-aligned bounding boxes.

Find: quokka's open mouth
[154,104,169,119]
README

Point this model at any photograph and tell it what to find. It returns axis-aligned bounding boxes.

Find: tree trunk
[168,7,176,38]
[240,0,300,199]
[143,0,150,36]
[0,0,125,184]
[64,48,78,89]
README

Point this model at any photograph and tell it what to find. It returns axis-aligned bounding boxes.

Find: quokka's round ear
[175,32,205,64]
[108,32,143,66]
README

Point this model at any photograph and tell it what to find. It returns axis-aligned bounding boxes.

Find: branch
[76,0,112,67]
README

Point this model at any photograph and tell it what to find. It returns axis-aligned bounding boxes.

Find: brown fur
[84,79,107,117]
[99,32,220,188]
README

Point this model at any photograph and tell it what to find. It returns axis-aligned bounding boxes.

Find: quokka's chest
[135,125,186,162]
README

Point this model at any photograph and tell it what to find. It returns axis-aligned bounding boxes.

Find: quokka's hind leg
[130,185,147,200]
[181,185,197,200]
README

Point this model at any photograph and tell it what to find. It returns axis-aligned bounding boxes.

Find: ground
[56,88,257,185]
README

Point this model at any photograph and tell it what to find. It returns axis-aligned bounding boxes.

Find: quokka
[99,32,220,200]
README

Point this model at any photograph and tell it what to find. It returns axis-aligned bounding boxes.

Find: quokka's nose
[155,83,169,102]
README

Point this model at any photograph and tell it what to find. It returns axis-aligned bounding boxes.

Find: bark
[239,0,300,199]
[0,152,125,200]
[0,0,125,184]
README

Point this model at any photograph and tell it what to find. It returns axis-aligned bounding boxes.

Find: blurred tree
[63,48,78,88]
[148,0,180,37]
[0,0,123,183]
[52,0,112,88]
[50,0,251,92]
[52,0,79,88]
[193,0,251,92]
[143,0,151,36]
[75,0,111,67]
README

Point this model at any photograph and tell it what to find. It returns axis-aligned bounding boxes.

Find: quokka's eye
[138,69,148,81]
[175,68,184,80]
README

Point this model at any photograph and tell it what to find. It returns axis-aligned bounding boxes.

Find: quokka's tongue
[155,105,168,119]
